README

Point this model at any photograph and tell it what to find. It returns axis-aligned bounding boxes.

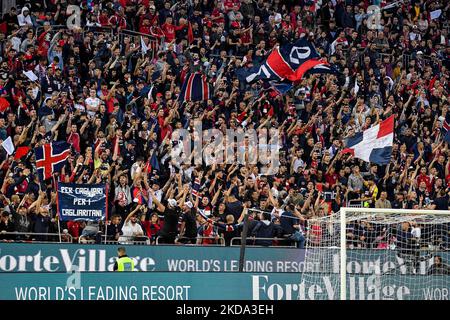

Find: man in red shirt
[139,17,152,34]
[108,7,127,30]
[416,166,432,192]
[66,114,81,153]
[161,17,186,44]
[98,9,110,27]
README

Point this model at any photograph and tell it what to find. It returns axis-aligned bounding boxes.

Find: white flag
[354,80,360,95]
[23,70,38,82]
[147,84,154,100]
[1,136,15,155]
[430,9,442,20]
[141,36,148,55]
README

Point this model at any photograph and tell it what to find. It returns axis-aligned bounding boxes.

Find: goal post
[304,207,450,300]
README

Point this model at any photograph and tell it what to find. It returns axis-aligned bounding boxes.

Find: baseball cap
[167,199,177,207]
[185,201,193,209]
[128,139,136,145]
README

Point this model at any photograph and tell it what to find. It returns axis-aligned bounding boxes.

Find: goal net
[302,208,450,300]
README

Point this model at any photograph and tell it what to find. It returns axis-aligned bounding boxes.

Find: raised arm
[211,185,222,206]
[125,204,142,223]
[149,189,166,213]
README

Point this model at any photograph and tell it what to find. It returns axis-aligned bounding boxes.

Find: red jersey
[142,221,161,239]
[158,115,173,142]
[416,174,432,192]
[67,132,81,153]
[325,173,339,187]
[161,23,185,42]
[98,14,110,26]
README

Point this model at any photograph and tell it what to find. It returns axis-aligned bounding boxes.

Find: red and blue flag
[178,73,211,102]
[236,37,338,84]
[35,141,71,181]
[342,116,394,165]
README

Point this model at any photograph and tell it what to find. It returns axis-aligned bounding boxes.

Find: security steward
[113,247,135,271]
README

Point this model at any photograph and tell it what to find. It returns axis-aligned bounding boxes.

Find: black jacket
[251,221,283,246]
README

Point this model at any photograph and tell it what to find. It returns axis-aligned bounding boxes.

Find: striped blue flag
[192,177,201,197]
[178,73,211,102]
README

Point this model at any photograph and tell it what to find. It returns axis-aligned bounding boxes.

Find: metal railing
[347,200,365,208]
[33,25,162,60]
[230,237,297,248]
[195,236,225,246]
[0,231,73,243]
[78,234,150,245]
[118,29,163,60]
[155,235,225,246]
[35,24,69,38]
[82,25,115,39]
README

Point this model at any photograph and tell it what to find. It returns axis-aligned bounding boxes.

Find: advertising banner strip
[0,272,448,300]
[0,244,304,273]
[0,244,449,276]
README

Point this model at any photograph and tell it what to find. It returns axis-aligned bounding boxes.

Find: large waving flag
[342,116,394,165]
[35,141,71,181]
[236,37,337,84]
[178,73,211,102]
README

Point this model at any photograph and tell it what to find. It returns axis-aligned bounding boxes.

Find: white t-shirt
[411,227,421,239]
[293,158,304,173]
[85,97,101,117]
[119,221,143,243]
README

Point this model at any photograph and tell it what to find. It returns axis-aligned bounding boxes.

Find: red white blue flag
[191,177,201,197]
[178,73,211,102]
[342,116,394,165]
[35,141,71,181]
[236,37,337,84]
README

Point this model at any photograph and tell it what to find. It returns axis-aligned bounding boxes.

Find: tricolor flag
[178,73,211,102]
[35,141,71,181]
[341,116,394,165]
[191,177,201,197]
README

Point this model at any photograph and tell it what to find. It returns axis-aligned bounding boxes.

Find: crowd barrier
[155,236,226,246]
[0,232,73,243]
[230,237,297,248]
[33,25,162,60]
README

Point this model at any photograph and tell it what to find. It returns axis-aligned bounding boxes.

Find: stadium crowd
[0,0,449,248]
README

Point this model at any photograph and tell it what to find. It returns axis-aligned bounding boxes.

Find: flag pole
[104,183,109,244]
[54,174,62,243]
[57,214,62,243]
